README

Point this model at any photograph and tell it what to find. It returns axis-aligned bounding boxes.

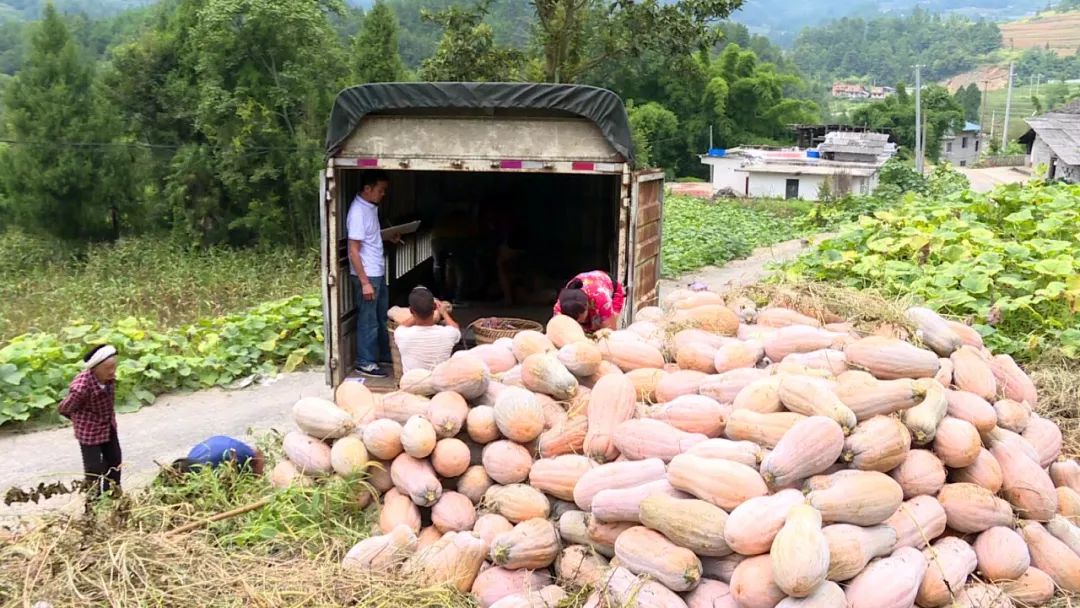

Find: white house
[940,122,982,167]
[700,131,896,200]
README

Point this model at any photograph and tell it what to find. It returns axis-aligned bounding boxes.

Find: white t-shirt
[346,195,384,278]
[394,325,462,373]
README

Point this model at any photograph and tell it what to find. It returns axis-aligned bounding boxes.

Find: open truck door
[321,163,356,388]
[625,169,665,321]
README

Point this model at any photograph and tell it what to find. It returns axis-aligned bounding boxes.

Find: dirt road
[957,166,1030,193]
[659,235,826,295]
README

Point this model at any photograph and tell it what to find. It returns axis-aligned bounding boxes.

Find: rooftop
[1024,111,1080,165]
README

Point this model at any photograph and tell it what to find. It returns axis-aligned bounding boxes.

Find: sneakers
[354,363,388,378]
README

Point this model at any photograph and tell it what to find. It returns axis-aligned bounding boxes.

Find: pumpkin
[362,419,404,461]
[489,585,566,608]
[656,370,710,403]
[684,579,738,608]
[269,459,309,489]
[639,493,731,557]
[886,495,948,550]
[757,307,821,328]
[538,416,588,458]
[821,523,896,581]
[615,526,703,592]
[944,389,998,434]
[1051,459,1080,493]
[597,338,665,372]
[845,336,940,380]
[430,356,490,399]
[401,415,437,459]
[430,438,470,478]
[342,524,417,573]
[457,465,494,505]
[674,329,733,356]
[573,458,667,511]
[671,304,739,335]
[712,341,764,374]
[1059,486,1080,522]
[390,453,442,507]
[672,291,727,310]
[724,410,807,449]
[466,405,501,444]
[724,489,806,556]
[635,305,666,323]
[330,435,369,476]
[586,516,633,557]
[592,565,689,608]
[528,454,594,502]
[905,307,963,356]
[283,431,333,475]
[937,483,1014,533]
[952,584,1014,608]
[558,341,602,377]
[292,397,355,440]
[1046,515,1080,555]
[834,371,923,420]
[512,330,556,362]
[367,460,394,493]
[1019,520,1080,592]
[380,488,422,534]
[592,479,684,524]
[643,395,729,437]
[335,381,377,422]
[764,325,849,361]
[699,368,771,404]
[626,368,667,403]
[973,526,1030,582]
[677,341,720,374]
[994,399,1031,434]
[951,345,997,401]
[583,374,638,463]
[775,581,846,608]
[427,391,470,438]
[558,510,594,549]
[380,391,432,423]
[405,531,489,594]
[612,419,708,462]
[990,354,1038,406]
[1001,568,1055,605]
[1022,414,1062,467]
[770,503,829,598]
[521,354,578,400]
[555,545,609,588]
[400,368,438,396]
[935,357,954,387]
[804,470,903,526]
[484,484,551,524]
[490,518,560,570]
[668,453,769,511]
[991,439,1058,522]
[471,567,552,608]
[492,387,545,444]
[842,415,911,472]
[732,376,784,414]
[776,375,857,433]
[985,427,1040,463]
[901,379,948,444]
[916,537,978,608]
[949,448,1004,494]
[760,416,845,488]
[481,440,534,485]
[780,348,848,376]
[547,314,588,348]
[729,554,788,608]
[686,438,763,468]
[700,553,746,584]
[431,491,477,533]
[844,546,928,608]
[932,416,981,468]
[890,449,947,499]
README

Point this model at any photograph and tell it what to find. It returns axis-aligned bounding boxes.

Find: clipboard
[381,220,421,240]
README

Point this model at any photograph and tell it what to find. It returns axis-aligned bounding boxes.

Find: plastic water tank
[708,148,727,157]
[806,150,821,158]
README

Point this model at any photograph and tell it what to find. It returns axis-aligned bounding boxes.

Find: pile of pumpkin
[271,290,1080,608]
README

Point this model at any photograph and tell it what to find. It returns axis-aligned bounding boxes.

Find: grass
[0,229,318,343]
[1000,10,1080,57]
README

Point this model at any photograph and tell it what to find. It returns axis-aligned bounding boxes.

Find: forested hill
[0,0,152,20]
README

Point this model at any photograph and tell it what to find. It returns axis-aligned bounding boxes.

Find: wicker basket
[387,319,403,383]
[468,317,544,345]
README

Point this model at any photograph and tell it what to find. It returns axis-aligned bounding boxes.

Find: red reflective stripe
[356,158,378,167]
[572,162,595,171]
[500,160,523,169]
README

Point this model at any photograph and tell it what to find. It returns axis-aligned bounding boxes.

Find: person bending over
[394,286,461,373]
[553,270,625,332]
[169,436,265,475]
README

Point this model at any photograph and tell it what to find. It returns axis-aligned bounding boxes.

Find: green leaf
[1033,257,1073,277]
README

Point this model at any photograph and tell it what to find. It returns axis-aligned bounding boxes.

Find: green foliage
[0,294,324,425]
[954,83,982,122]
[785,181,1080,361]
[628,101,680,172]
[0,4,134,241]
[352,1,407,83]
[793,10,1002,84]
[418,0,522,81]
[851,84,965,161]
[1015,46,1080,82]
[662,195,806,277]
[0,230,317,340]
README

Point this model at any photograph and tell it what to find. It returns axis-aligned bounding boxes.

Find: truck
[321,82,664,388]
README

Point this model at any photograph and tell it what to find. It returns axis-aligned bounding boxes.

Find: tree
[531,0,744,84]
[851,83,964,162]
[628,101,680,173]
[0,3,131,241]
[419,0,523,81]
[954,83,982,122]
[352,1,407,83]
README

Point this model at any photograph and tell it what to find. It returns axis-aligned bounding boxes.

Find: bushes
[785,180,1080,361]
[0,295,324,425]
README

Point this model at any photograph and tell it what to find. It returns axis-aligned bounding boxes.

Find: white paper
[381,220,421,240]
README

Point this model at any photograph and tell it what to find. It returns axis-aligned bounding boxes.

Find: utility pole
[1002,62,1015,151]
[980,80,990,130]
[989,110,996,146]
[914,65,924,174]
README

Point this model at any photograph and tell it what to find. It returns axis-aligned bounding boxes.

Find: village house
[700,131,897,201]
[831,83,870,99]
[1019,100,1080,183]
[940,122,982,167]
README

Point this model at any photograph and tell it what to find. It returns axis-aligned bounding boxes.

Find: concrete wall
[941,131,981,167]
[703,157,749,194]
[745,172,875,200]
[1030,134,1079,183]
[1030,134,1054,169]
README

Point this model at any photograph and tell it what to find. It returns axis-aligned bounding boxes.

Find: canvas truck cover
[324,82,636,166]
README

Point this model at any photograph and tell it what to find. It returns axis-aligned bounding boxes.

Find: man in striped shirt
[393,287,461,373]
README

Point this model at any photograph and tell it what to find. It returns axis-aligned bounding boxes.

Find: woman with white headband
[58,344,122,501]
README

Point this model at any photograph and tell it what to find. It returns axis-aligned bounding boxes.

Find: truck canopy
[324,82,636,165]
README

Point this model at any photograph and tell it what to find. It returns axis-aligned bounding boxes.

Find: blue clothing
[352,274,390,367]
[187,436,256,468]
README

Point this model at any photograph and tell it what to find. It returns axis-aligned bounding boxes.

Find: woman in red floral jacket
[553,270,626,332]
[58,344,122,499]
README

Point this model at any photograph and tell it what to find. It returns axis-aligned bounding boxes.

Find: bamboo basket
[468,317,544,345]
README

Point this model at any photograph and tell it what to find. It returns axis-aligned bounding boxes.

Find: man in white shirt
[394,286,461,373]
[347,170,398,377]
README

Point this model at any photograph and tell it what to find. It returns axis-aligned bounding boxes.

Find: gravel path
[659,234,827,295]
